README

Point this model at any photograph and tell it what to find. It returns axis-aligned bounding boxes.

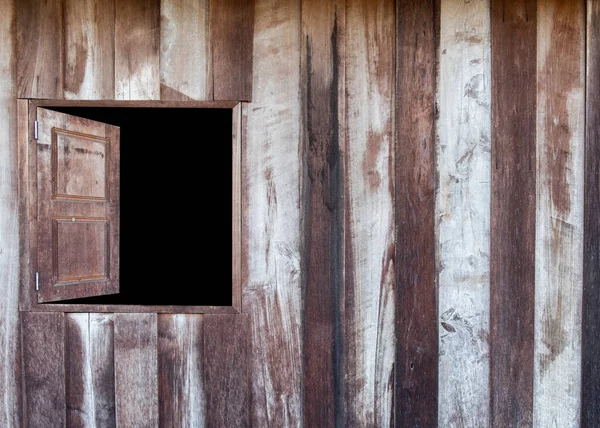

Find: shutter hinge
[34,120,38,140]
[35,272,39,291]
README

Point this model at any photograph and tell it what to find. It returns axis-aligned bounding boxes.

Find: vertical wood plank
[160,0,212,100]
[210,0,254,100]
[437,0,491,425]
[0,1,21,426]
[16,0,63,99]
[157,314,205,428]
[233,104,242,311]
[583,0,600,425]
[114,313,158,428]
[204,314,248,426]
[395,0,438,425]
[534,1,585,426]
[244,0,303,424]
[65,313,116,428]
[115,0,160,100]
[63,0,115,100]
[490,0,537,426]
[301,0,344,425]
[344,0,395,426]
[21,312,66,428]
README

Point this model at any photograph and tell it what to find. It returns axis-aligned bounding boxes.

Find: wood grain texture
[0,2,20,426]
[490,0,537,426]
[21,312,65,428]
[66,313,116,428]
[344,0,395,426]
[436,0,491,425]
[64,0,115,99]
[114,313,158,428]
[395,0,438,425]
[232,103,242,311]
[115,0,160,100]
[243,0,303,424]
[210,0,254,100]
[534,1,585,426]
[583,0,600,425]
[158,314,205,428]
[160,0,212,100]
[204,314,249,426]
[16,0,63,99]
[301,0,343,425]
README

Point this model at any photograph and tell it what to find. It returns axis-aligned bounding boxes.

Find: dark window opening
[44,106,233,306]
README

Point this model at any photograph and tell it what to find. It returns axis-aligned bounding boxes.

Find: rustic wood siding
[2,0,598,426]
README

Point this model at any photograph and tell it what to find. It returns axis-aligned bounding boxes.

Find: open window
[20,100,242,314]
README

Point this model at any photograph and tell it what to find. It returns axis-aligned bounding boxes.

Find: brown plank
[115,0,160,100]
[64,0,115,99]
[243,0,303,425]
[160,0,212,100]
[158,314,205,428]
[395,0,438,425]
[490,0,537,425]
[343,0,396,426]
[204,314,248,426]
[65,313,116,428]
[114,313,158,427]
[301,0,343,425]
[21,312,66,428]
[210,0,254,100]
[0,2,21,425]
[16,0,63,99]
[583,0,600,425]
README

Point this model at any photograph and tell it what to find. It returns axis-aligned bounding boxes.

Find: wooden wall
[1,0,599,426]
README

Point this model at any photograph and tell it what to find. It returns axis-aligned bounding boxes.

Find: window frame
[18,99,242,314]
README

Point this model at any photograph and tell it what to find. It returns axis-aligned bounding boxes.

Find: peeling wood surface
[395,0,438,425]
[21,312,66,428]
[490,0,537,426]
[344,0,395,426]
[64,0,115,99]
[66,313,116,428]
[158,314,205,428]
[204,314,249,426]
[436,0,491,426]
[160,0,211,100]
[301,0,343,425]
[243,0,303,424]
[0,2,20,426]
[114,313,158,428]
[583,0,600,425]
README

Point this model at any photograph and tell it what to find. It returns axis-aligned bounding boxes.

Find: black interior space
[46,106,233,306]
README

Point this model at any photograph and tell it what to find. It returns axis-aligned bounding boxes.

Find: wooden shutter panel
[36,107,120,303]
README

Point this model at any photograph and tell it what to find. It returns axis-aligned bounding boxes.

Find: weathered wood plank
[395,0,438,425]
[16,0,63,99]
[114,313,158,428]
[344,0,395,426]
[437,0,491,425]
[300,0,343,425]
[534,1,585,426]
[243,0,303,424]
[157,314,205,428]
[64,0,115,99]
[490,0,537,425]
[21,312,65,428]
[204,314,248,427]
[210,0,254,100]
[583,0,600,425]
[115,0,160,100]
[65,313,116,428]
[232,103,242,311]
[160,0,212,100]
[0,2,20,425]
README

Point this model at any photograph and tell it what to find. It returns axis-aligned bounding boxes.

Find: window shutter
[36,107,120,303]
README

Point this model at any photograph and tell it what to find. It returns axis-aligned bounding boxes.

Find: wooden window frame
[18,99,242,314]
